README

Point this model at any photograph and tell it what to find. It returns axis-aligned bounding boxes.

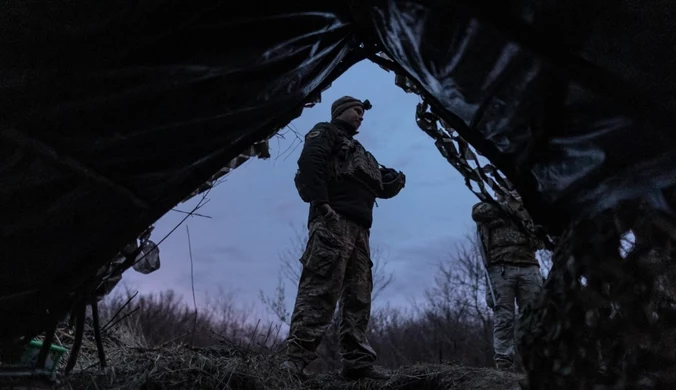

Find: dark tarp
[0,1,359,340]
[1,0,676,344]
[364,0,676,229]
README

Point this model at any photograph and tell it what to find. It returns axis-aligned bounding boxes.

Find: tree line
[97,227,553,372]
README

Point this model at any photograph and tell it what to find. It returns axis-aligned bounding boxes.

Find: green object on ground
[20,339,68,375]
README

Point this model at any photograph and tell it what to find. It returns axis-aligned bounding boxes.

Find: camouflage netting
[2,0,676,388]
[519,194,676,389]
[390,66,676,389]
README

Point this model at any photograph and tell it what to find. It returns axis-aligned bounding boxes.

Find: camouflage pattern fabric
[94,240,138,301]
[520,203,676,389]
[286,213,377,370]
[182,137,271,202]
[485,264,543,368]
[473,200,544,369]
[472,201,541,266]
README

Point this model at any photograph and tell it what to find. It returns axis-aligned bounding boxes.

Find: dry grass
[2,316,519,390]
[3,236,523,390]
[36,318,521,390]
[62,343,522,390]
[2,291,518,390]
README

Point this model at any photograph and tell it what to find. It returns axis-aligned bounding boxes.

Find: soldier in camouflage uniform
[472,196,544,371]
[281,96,406,380]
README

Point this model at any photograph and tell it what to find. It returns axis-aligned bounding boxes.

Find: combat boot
[279,359,306,378]
[495,360,515,372]
[341,365,391,381]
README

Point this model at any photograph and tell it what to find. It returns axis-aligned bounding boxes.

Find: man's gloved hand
[318,203,338,220]
[382,168,406,186]
[381,168,397,182]
[398,171,406,188]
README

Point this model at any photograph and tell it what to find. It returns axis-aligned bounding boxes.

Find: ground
[0,325,522,390]
[2,345,522,390]
[62,345,523,390]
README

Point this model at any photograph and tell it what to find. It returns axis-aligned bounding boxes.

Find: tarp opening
[2,1,676,384]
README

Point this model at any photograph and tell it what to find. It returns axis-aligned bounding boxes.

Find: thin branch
[246,319,261,350]
[170,209,212,219]
[187,225,198,348]
[273,124,304,164]
[103,188,213,291]
[101,291,138,331]
[101,307,140,334]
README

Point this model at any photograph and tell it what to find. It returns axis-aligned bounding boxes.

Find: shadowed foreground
[0,311,521,390]
[62,345,521,390]
[0,328,521,390]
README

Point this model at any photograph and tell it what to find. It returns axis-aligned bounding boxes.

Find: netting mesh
[520,197,676,389]
[391,66,676,388]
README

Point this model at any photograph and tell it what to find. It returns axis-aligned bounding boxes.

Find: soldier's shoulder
[472,201,493,212]
[305,122,337,141]
[471,201,497,220]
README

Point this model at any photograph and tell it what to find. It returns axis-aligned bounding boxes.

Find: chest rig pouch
[294,170,311,203]
[484,217,531,249]
[334,137,383,195]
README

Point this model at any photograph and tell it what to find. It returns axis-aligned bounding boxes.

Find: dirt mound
[60,345,522,390]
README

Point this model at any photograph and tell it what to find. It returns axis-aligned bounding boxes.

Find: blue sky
[121,60,480,320]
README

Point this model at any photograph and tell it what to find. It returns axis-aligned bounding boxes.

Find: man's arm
[529,225,547,251]
[296,124,335,208]
[377,166,406,199]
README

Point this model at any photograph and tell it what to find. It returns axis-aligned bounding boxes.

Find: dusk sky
[121,60,480,322]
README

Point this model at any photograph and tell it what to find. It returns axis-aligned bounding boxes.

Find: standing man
[472,194,544,371]
[281,96,406,380]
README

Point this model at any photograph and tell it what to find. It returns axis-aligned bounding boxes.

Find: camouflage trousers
[485,263,543,368]
[286,214,377,370]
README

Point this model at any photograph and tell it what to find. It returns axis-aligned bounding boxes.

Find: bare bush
[366,235,494,369]
[261,226,509,370]
[92,228,552,376]
[98,287,282,350]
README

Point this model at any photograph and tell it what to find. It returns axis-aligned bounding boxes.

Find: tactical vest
[481,218,531,247]
[475,202,538,265]
[334,136,383,195]
[294,123,383,202]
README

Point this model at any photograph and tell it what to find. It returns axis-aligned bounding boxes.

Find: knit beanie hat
[331,96,363,119]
